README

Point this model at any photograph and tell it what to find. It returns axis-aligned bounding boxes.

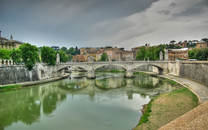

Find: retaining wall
[179,61,208,85]
[0,65,39,85]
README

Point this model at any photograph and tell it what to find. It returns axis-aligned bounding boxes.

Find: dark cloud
[0,0,207,49]
[158,10,170,15]
[169,3,177,8]
[174,0,208,16]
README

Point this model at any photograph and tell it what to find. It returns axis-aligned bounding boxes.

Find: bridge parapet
[54,61,178,78]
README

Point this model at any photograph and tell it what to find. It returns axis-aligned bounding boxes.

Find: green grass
[168,87,198,103]
[0,84,22,90]
[96,69,124,73]
[163,78,178,86]
[139,99,153,125]
[133,72,147,75]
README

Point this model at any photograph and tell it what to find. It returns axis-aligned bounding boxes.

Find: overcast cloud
[0,0,207,49]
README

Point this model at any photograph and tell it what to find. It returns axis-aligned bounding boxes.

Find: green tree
[67,47,75,55]
[188,48,208,61]
[0,49,10,59]
[68,54,73,61]
[19,43,39,70]
[58,50,68,63]
[10,49,22,64]
[61,46,67,53]
[136,47,146,60]
[100,53,108,61]
[41,46,56,65]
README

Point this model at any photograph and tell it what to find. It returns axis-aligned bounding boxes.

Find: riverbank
[134,87,199,130]
[0,74,69,91]
[134,71,208,129]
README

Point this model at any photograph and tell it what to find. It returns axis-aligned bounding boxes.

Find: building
[73,55,85,62]
[168,48,189,61]
[0,31,23,50]
[116,51,133,61]
[182,41,188,48]
[196,40,208,49]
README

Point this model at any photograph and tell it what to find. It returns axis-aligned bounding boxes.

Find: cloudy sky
[0,0,208,49]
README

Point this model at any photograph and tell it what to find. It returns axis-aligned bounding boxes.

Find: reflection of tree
[95,77,126,90]
[43,93,58,115]
[0,82,67,129]
[0,88,41,128]
[134,75,163,89]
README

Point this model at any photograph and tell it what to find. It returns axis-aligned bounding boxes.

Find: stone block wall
[179,61,208,85]
[0,65,39,85]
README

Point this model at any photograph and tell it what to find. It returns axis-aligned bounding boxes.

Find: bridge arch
[94,64,127,71]
[57,65,89,72]
[132,64,164,74]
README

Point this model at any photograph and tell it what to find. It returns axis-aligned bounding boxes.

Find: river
[0,72,179,130]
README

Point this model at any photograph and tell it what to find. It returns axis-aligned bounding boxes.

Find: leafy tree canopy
[61,46,67,52]
[58,50,68,63]
[100,53,108,61]
[41,46,56,65]
[0,49,11,59]
[19,43,39,70]
[10,49,22,64]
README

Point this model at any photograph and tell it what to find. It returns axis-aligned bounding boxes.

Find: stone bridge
[41,61,180,79]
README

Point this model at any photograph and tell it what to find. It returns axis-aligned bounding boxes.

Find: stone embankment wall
[0,65,39,85]
[179,61,208,85]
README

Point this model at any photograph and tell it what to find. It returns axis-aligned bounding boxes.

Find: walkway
[156,74,208,129]
[159,74,208,103]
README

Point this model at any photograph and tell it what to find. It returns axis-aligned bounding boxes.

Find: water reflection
[0,72,180,130]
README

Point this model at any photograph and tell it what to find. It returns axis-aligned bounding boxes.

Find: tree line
[136,45,165,61]
[0,43,74,70]
[188,48,208,61]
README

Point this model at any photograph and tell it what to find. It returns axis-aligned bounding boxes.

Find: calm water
[0,72,179,130]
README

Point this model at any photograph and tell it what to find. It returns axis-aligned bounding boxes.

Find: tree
[19,43,39,70]
[0,49,10,59]
[136,47,146,60]
[41,46,56,65]
[188,48,208,61]
[58,50,68,63]
[67,47,75,55]
[10,49,22,64]
[100,53,108,61]
[68,54,73,61]
[61,46,67,52]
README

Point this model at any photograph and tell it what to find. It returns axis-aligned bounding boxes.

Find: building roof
[169,48,189,51]
[0,37,8,40]
[198,40,207,44]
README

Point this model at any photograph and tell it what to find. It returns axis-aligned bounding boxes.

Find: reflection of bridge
[41,61,180,79]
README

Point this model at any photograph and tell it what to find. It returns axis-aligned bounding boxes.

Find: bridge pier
[125,70,134,78]
[87,70,96,79]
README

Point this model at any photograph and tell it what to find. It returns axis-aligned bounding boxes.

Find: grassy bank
[134,87,199,130]
[96,69,124,73]
[0,84,22,91]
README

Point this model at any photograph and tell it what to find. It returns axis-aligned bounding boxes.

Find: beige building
[116,51,133,61]
[196,40,207,49]
[0,31,23,50]
[168,48,189,61]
